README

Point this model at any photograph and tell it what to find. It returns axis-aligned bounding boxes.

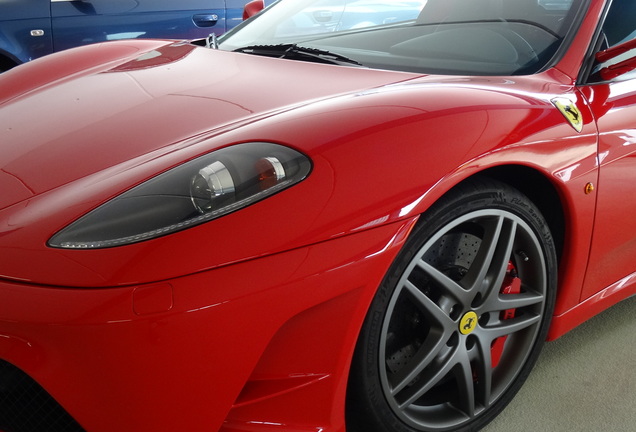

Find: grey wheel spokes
[379,209,548,431]
[460,214,515,296]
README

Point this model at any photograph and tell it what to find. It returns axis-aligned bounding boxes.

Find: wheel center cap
[459,311,478,335]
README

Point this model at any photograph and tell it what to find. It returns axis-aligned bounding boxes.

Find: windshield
[218,0,588,75]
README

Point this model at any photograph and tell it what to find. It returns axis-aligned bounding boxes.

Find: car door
[0,0,53,67]
[49,0,243,52]
[577,0,636,300]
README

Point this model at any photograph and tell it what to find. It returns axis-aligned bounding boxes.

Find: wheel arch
[476,165,566,262]
[401,161,573,304]
[410,164,572,319]
[420,165,566,264]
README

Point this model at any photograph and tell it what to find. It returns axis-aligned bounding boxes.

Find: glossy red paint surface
[1,0,635,430]
[0,219,415,432]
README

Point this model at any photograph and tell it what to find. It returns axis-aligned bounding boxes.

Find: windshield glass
[218,0,588,75]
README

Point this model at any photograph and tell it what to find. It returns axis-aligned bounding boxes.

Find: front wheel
[347,178,557,432]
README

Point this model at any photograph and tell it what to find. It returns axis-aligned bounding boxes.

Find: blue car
[0,0,248,71]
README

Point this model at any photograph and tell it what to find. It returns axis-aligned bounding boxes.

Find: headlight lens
[49,143,312,249]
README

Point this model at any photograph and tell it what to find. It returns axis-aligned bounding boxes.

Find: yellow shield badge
[552,97,583,133]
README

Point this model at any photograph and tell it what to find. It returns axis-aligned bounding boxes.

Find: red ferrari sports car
[0,0,634,431]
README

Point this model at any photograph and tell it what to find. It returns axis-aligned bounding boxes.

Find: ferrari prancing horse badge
[552,97,583,133]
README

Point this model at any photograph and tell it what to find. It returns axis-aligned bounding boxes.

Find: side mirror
[243,0,265,20]
[595,38,636,80]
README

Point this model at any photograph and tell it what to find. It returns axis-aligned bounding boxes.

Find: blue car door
[50,0,245,52]
[0,0,53,67]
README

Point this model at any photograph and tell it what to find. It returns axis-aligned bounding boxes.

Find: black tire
[346,177,557,432]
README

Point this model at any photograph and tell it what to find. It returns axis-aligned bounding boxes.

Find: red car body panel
[0,0,635,430]
[0,49,596,291]
[0,219,415,431]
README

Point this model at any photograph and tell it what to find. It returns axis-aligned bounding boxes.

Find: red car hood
[0,40,413,210]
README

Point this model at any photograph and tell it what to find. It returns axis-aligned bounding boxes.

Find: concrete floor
[483,295,636,432]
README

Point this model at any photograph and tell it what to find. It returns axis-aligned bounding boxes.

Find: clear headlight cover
[49,143,312,249]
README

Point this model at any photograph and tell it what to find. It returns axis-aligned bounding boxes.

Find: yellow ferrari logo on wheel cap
[459,311,478,335]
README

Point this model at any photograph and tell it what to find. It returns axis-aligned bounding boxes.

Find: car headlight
[49,143,312,249]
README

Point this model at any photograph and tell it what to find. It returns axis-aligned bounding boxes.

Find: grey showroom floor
[483,295,636,432]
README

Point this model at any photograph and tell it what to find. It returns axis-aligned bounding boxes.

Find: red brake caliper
[491,261,521,368]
